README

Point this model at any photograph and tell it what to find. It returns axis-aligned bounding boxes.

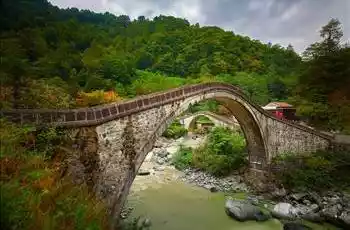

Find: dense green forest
[1,0,349,132]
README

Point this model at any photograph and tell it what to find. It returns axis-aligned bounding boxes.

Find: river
[126,135,338,230]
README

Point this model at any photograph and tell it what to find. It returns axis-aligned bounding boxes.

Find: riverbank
[124,134,349,229]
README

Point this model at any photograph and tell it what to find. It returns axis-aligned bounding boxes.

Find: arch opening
[118,90,268,218]
[133,91,268,177]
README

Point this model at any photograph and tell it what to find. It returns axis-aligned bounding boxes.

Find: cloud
[49,0,350,53]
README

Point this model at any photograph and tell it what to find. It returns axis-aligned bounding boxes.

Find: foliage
[0,120,110,230]
[187,100,220,113]
[196,115,214,125]
[292,18,350,132]
[172,146,193,170]
[192,127,248,176]
[163,120,188,139]
[216,72,271,105]
[0,119,35,158]
[272,150,350,191]
[0,0,303,108]
[128,71,189,97]
[76,90,122,107]
[0,170,109,230]
[0,78,74,109]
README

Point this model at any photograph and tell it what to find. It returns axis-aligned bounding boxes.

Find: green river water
[127,181,337,230]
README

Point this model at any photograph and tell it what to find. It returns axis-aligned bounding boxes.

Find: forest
[1,0,349,132]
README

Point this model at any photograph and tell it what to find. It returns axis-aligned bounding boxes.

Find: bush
[272,150,350,191]
[187,100,219,113]
[0,121,109,230]
[76,90,122,107]
[192,127,248,176]
[0,159,109,230]
[172,146,193,170]
[163,120,188,139]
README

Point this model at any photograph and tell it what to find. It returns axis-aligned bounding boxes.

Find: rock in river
[224,197,270,222]
[272,203,298,220]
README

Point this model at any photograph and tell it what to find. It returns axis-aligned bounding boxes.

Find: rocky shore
[127,135,350,229]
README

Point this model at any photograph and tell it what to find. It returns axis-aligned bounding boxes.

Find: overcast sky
[49,0,349,53]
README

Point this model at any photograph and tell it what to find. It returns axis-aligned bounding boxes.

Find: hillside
[1,0,349,132]
[0,0,301,108]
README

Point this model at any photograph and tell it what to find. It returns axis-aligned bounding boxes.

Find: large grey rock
[272,203,298,220]
[224,198,270,222]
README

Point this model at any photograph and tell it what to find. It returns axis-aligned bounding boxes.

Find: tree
[294,19,350,132]
[320,18,343,52]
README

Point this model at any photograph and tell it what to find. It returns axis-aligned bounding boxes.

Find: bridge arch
[179,111,240,132]
[147,91,269,172]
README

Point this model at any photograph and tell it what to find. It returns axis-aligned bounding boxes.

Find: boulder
[224,198,270,222]
[339,210,350,227]
[272,187,287,198]
[291,193,307,201]
[156,158,165,165]
[166,146,179,156]
[247,196,259,206]
[309,204,320,212]
[307,192,322,206]
[141,218,152,228]
[153,165,165,171]
[271,203,298,220]
[302,212,324,223]
[283,222,312,230]
[321,204,341,221]
[156,148,168,158]
[209,187,218,193]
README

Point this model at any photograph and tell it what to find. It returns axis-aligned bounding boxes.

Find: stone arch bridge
[179,111,240,131]
[1,82,334,219]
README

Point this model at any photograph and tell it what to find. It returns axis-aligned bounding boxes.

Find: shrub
[76,90,122,107]
[192,127,248,176]
[272,150,350,191]
[187,100,219,113]
[0,121,110,230]
[172,146,193,170]
[163,120,188,139]
[0,161,109,230]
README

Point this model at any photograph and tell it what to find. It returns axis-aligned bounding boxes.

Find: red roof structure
[262,102,297,121]
[262,102,293,110]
